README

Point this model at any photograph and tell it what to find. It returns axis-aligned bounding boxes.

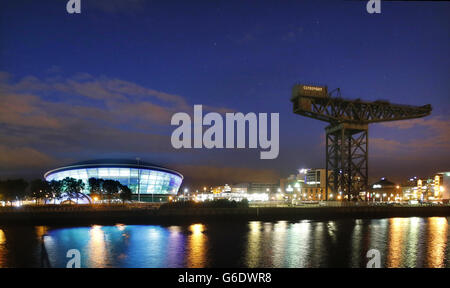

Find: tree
[119,184,132,203]
[0,180,5,203]
[88,177,104,201]
[62,177,85,204]
[30,179,50,204]
[102,180,120,203]
[49,180,63,204]
[0,179,28,205]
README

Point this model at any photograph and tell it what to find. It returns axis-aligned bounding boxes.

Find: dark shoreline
[0,206,449,226]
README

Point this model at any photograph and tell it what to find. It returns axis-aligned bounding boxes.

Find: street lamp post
[136,157,141,202]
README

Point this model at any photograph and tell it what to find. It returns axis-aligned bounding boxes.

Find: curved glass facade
[45,166,183,195]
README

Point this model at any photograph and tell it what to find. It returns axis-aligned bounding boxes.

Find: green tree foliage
[119,184,132,203]
[49,180,63,203]
[102,179,121,203]
[61,177,85,203]
[1,177,134,205]
[88,177,105,201]
[88,178,132,203]
[88,177,102,198]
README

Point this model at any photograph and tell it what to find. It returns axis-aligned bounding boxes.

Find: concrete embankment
[0,205,449,225]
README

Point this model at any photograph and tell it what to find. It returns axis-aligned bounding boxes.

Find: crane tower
[291,84,432,201]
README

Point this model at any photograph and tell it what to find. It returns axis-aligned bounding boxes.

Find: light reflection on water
[187,224,207,268]
[1,217,449,268]
[426,217,448,268]
[0,229,6,267]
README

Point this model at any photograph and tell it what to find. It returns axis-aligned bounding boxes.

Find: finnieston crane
[291,84,432,201]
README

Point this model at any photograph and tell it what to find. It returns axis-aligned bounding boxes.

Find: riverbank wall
[0,205,449,225]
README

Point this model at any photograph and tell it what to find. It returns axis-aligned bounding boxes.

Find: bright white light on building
[247,193,269,202]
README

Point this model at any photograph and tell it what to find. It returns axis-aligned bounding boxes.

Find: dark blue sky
[0,0,449,187]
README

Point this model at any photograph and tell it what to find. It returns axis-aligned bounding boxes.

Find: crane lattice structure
[291,84,432,201]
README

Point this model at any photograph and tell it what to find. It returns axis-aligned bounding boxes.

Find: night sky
[0,0,449,188]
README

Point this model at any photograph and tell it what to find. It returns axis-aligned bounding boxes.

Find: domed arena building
[44,159,183,202]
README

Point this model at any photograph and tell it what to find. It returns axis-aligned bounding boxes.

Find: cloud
[377,117,450,151]
[0,71,237,179]
[0,92,63,129]
[0,145,55,169]
[370,116,450,174]
[3,73,189,107]
[380,117,450,131]
[0,72,187,173]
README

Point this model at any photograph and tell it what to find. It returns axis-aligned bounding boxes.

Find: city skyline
[0,0,449,187]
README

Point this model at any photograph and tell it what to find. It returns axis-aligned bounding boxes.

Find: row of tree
[0,177,132,205]
[87,178,132,203]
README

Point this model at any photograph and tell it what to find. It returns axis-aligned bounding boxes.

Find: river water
[0,217,449,268]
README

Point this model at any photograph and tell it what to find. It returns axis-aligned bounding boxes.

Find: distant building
[44,159,183,203]
[236,183,279,194]
[209,183,272,202]
[280,173,303,193]
[401,177,420,201]
[402,173,447,202]
[230,183,248,194]
[211,184,232,194]
[437,172,450,201]
[370,178,401,202]
[280,168,331,201]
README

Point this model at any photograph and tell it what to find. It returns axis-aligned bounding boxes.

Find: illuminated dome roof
[45,159,182,179]
[44,159,183,198]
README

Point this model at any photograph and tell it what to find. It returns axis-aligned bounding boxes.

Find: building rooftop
[371,178,396,187]
[44,159,183,179]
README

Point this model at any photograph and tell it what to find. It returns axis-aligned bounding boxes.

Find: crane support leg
[325,123,368,201]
